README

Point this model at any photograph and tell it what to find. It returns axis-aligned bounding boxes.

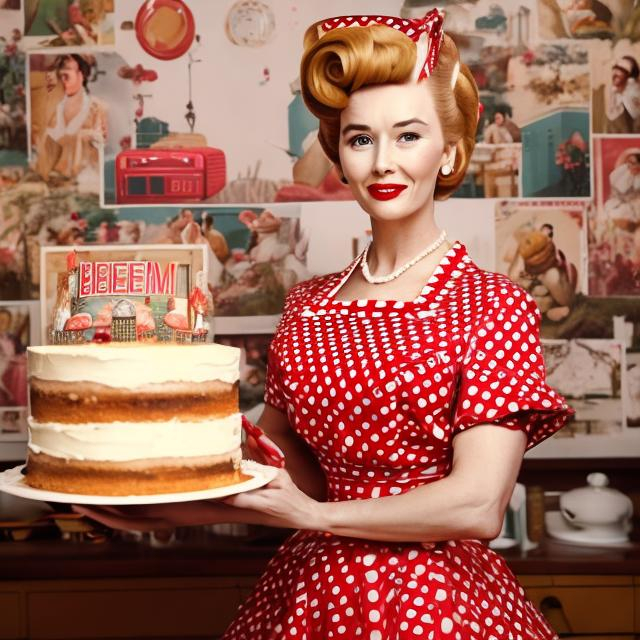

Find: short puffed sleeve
[452,287,574,450]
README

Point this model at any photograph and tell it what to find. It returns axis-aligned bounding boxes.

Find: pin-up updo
[300,23,479,200]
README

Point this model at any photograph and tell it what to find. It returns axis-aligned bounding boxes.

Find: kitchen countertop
[0,530,638,581]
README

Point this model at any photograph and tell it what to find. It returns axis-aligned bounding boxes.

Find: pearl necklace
[360,230,448,284]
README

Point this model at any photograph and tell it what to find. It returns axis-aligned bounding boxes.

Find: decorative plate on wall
[225,0,275,48]
[135,0,195,60]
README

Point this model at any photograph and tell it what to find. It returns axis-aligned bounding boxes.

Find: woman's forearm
[225,421,523,542]
[314,475,503,542]
[78,474,501,535]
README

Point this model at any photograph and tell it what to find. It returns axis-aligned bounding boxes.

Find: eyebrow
[341,118,429,136]
[394,118,429,128]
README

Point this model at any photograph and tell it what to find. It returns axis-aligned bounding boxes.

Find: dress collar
[320,240,468,307]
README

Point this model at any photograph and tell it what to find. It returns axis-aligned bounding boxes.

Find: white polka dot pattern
[224,242,571,639]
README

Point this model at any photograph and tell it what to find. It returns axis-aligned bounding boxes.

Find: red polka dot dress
[223,241,574,640]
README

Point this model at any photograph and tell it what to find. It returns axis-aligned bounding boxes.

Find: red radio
[115,147,226,204]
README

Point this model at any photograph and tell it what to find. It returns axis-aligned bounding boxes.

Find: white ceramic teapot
[558,472,633,543]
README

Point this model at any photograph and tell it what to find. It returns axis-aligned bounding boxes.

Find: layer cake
[26,343,244,495]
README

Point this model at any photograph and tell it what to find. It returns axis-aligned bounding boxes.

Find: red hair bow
[318,9,445,81]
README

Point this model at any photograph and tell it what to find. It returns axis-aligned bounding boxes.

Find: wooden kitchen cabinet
[521,575,635,635]
[0,577,256,640]
[0,573,639,639]
[0,537,639,639]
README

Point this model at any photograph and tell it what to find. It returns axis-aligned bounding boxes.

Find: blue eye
[350,134,372,148]
[399,132,420,143]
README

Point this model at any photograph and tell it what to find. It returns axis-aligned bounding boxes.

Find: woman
[77,10,573,638]
[35,54,107,181]
[604,148,640,269]
[0,308,27,406]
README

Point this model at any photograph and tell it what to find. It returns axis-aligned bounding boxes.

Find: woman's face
[338,81,451,222]
[626,154,640,175]
[611,67,628,91]
[58,58,84,96]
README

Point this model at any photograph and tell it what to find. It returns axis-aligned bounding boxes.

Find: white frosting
[28,343,240,388]
[28,414,242,462]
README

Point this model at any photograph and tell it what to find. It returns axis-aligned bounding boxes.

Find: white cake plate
[0,460,278,505]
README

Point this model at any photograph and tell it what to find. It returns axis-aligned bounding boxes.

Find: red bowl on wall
[135,0,195,60]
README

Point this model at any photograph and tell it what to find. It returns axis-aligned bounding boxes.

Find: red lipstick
[367,183,407,201]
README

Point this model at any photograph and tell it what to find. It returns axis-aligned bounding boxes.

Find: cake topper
[49,250,210,345]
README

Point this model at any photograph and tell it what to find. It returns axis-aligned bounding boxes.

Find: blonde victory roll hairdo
[300,22,479,200]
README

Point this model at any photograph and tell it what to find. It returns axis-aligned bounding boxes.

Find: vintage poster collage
[0,0,638,458]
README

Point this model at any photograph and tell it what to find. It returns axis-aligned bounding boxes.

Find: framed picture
[0,300,38,444]
[526,338,640,458]
[36,205,310,335]
[494,199,589,334]
[591,40,640,134]
[625,352,640,429]
[23,0,115,48]
[456,144,522,199]
[591,136,640,295]
[0,407,28,442]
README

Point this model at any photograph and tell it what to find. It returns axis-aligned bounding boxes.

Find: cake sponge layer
[26,450,247,495]
[30,378,238,423]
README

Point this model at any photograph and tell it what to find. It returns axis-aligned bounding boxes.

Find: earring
[340,175,348,184]
[440,164,452,176]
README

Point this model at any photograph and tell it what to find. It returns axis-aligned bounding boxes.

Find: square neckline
[324,240,464,306]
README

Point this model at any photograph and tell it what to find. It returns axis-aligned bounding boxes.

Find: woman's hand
[71,415,288,533]
[222,468,323,531]
[72,474,318,533]
[72,499,244,532]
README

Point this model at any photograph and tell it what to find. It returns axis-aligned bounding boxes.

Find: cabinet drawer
[28,587,242,639]
[525,586,634,634]
[0,592,22,639]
